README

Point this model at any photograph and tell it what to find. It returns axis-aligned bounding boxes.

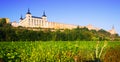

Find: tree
[0,18,6,27]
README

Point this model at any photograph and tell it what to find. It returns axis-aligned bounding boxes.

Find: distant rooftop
[32,16,42,19]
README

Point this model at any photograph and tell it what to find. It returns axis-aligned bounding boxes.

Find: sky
[0,0,120,35]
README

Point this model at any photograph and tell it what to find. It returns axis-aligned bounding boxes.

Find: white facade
[19,9,48,28]
[11,9,101,30]
[11,9,117,34]
[13,9,78,29]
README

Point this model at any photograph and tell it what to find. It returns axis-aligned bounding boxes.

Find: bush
[103,46,120,62]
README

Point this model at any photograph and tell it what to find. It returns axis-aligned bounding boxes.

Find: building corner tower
[42,11,47,22]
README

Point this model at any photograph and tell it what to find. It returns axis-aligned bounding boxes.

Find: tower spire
[112,25,114,29]
[42,10,46,17]
[20,15,23,20]
[27,8,31,14]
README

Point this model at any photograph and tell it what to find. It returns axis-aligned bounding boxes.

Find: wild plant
[95,41,108,62]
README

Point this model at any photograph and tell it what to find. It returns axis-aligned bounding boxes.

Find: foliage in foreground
[103,46,120,62]
[0,41,120,62]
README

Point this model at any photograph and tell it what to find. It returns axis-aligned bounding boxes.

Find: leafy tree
[0,18,6,27]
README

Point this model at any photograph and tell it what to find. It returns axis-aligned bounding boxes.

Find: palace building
[11,9,117,34]
[12,9,77,29]
[12,9,100,30]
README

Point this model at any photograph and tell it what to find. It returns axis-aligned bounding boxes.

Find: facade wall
[18,13,78,29]
[17,14,102,30]
[12,10,117,34]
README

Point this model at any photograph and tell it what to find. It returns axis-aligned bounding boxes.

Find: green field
[0,41,120,62]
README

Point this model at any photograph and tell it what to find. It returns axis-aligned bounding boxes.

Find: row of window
[28,19,45,26]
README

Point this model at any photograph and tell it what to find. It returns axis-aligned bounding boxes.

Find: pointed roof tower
[42,11,46,17]
[109,25,117,34]
[20,15,23,20]
[27,8,31,14]
[112,25,114,29]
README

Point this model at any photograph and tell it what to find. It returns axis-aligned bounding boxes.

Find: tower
[19,15,23,23]
[42,11,46,17]
[26,8,32,18]
[20,15,23,20]
[42,11,47,22]
[109,25,117,34]
[112,25,114,30]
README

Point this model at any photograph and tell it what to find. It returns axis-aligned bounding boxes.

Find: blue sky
[0,0,120,35]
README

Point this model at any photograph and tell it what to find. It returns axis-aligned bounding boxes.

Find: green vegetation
[103,46,120,62]
[0,41,120,62]
[0,19,120,41]
[0,19,120,61]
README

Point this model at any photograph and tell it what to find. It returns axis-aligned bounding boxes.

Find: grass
[0,41,120,62]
